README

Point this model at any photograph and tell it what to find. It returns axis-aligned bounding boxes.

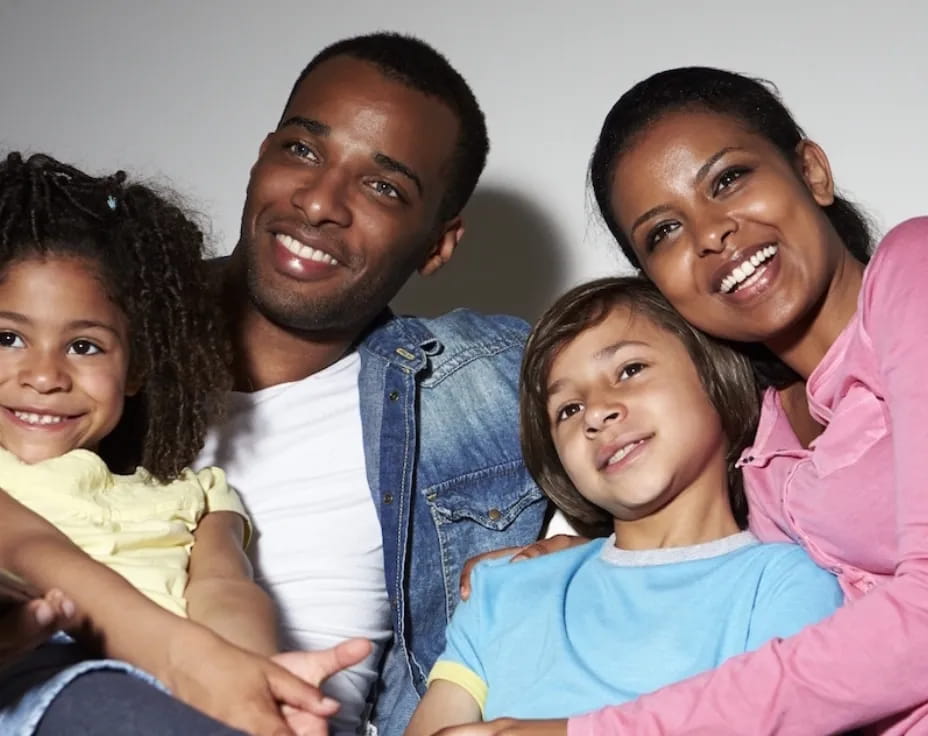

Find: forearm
[406,680,483,736]
[185,576,279,655]
[0,489,197,676]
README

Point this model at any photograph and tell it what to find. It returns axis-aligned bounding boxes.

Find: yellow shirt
[0,448,249,617]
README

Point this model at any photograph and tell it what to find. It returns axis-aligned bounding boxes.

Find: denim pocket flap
[426,461,543,530]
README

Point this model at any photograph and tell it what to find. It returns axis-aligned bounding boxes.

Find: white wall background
[1,0,925,321]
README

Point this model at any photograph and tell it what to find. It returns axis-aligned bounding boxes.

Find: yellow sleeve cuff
[428,660,487,716]
[196,467,253,548]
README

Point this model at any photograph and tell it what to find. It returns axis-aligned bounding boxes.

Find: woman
[444,67,928,735]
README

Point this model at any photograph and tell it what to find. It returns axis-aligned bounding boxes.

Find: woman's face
[609,109,850,347]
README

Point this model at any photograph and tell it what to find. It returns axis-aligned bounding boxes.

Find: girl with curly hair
[0,152,368,736]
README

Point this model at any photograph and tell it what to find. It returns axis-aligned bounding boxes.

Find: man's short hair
[283,32,489,222]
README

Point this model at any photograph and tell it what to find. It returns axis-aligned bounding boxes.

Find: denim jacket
[358,309,547,734]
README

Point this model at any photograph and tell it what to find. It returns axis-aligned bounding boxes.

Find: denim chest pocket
[812,383,889,476]
[424,460,545,615]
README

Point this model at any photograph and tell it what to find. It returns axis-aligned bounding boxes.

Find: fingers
[267,665,340,717]
[510,534,587,561]
[326,637,372,675]
[459,547,522,600]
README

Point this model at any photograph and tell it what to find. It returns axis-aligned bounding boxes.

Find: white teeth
[720,245,778,294]
[277,233,339,266]
[13,411,65,426]
[607,439,643,465]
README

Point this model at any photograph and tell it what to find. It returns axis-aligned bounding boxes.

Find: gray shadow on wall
[391,185,570,323]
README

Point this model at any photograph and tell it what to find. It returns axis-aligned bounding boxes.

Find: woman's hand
[161,622,348,736]
[459,535,588,600]
[434,717,568,735]
[0,588,75,670]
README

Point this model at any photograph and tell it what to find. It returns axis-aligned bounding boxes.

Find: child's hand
[272,638,373,735]
[161,623,349,736]
[434,717,568,736]
[0,588,75,670]
[458,535,588,600]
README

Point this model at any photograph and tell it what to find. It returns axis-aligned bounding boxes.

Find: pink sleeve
[569,218,928,736]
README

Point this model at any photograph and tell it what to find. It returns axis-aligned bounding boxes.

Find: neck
[612,465,740,551]
[216,258,363,392]
[767,251,865,379]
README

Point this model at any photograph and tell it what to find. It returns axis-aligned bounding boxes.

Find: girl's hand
[161,622,344,736]
[273,638,373,735]
[459,535,588,600]
[434,717,568,735]
[0,588,76,670]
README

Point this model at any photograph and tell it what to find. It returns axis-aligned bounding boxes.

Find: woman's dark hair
[521,276,758,536]
[0,152,230,480]
[589,67,875,387]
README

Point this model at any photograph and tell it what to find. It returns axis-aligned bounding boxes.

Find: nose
[694,207,737,258]
[584,398,626,437]
[19,349,71,394]
[291,168,352,228]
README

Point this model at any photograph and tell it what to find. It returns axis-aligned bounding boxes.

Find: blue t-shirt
[430,532,843,720]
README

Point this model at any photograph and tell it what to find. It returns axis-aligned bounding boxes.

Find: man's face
[237,55,462,335]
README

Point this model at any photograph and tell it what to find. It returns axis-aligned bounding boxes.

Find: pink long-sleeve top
[569,217,928,736]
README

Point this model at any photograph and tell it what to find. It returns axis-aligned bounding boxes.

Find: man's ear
[419,216,465,276]
[796,139,835,207]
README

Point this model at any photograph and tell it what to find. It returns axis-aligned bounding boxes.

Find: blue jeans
[35,670,243,735]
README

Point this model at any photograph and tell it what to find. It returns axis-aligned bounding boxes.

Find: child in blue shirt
[406,277,843,734]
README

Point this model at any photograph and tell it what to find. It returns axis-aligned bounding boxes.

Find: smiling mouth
[276,233,339,266]
[719,245,778,294]
[10,410,75,426]
[605,438,649,467]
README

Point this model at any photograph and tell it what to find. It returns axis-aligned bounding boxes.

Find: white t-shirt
[196,351,391,735]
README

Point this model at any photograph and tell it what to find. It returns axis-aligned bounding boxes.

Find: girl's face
[0,256,133,464]
[546,307,728,524]
[609,109,855,347]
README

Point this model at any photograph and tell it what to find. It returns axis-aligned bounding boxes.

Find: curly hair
[521,277,759,535]
[0,152,230,480]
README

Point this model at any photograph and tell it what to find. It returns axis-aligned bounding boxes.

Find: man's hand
[273,638,373,736]
[162,623,364,736]
[0,588,75,670]
[459,535,588,600]
[434,717,568,735]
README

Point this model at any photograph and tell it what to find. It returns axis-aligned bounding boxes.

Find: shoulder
[470,540,602,598]
[398,309,529,352]
[858,217,928,328]
[746,542,841,593]
[865,217,928,286]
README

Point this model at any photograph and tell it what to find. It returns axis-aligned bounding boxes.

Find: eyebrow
[0,312,121,337]
[279,116,329,137]
[373,152,423,195]
[629,146,743,235]
[545,339,649,397]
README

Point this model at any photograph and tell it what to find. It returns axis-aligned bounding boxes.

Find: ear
[795,140,835,207]
[125,369,144,398]
[419,216,465,276]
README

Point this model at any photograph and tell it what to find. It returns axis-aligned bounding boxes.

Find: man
[197,33,546,734]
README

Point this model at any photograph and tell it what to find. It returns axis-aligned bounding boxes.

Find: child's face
[0,256,132,464]
[546,306,728,524]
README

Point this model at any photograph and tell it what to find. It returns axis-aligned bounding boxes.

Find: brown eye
[713,166,750,195]
[68,340,102,356]
[0,331,23,348]
[618,362,646,381]
[645,222,679,252]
